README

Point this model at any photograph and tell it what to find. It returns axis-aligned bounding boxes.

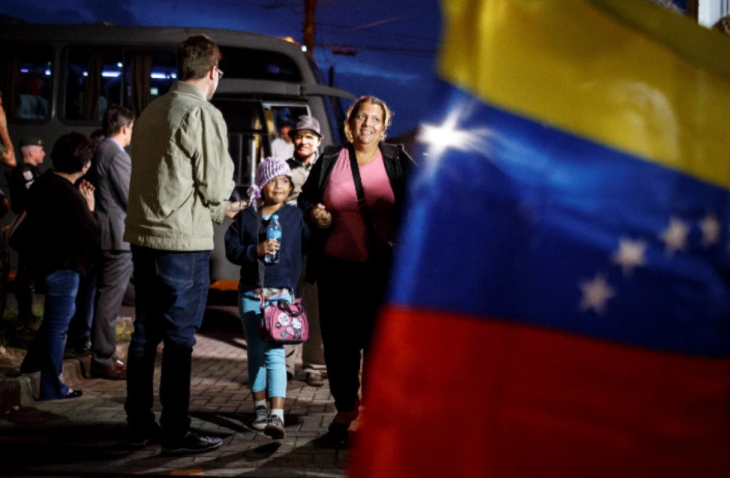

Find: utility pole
[303,0,316,58]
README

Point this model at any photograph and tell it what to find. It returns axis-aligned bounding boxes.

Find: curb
[0,342,129,414]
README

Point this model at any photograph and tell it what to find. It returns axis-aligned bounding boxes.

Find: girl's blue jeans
[240,291,289,398]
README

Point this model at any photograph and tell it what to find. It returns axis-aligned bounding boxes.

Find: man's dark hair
[103,105,135,137]
[51,132,95,174]
[90,129,106,145]
[177,34,222,81]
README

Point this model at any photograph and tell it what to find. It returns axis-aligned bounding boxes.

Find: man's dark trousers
[92,251,133,368]
[125,246,210,440]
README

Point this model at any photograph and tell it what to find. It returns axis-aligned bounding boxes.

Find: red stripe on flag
[351,306,730,478]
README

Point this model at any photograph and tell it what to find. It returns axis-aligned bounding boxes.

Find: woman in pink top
[297,96,415,443]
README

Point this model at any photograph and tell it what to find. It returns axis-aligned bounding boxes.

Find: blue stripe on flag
[392,81,730,357]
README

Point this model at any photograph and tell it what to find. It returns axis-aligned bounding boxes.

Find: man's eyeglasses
[216,67,224,80]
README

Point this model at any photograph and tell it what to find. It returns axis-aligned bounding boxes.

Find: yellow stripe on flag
[439,0,730,189]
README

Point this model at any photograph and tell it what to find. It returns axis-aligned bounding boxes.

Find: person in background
[713,14,730,35]
[87,105,135,381]
[65,128,106,353]
[19,132,100,400]
[270,120,294,160]
[284,115,326,387]
[7,136,45,330]
[225,157,309,439]
[123,34,244,455]
[298,96,414,442]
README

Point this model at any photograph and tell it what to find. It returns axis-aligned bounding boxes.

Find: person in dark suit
[87,105,135,380]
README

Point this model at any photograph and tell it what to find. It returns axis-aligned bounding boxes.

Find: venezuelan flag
[350,1,730,477]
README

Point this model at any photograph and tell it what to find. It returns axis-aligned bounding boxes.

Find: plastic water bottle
[265,214,282,264]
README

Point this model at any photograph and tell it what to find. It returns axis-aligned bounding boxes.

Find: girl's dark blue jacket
[224,204,310,291]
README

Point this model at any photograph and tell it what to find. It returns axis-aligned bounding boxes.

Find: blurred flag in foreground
[351,0,730,477]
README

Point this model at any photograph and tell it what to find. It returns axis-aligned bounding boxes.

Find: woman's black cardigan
[297,141,415,281]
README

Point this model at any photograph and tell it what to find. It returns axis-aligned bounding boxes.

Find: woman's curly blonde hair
[344,96,393,142]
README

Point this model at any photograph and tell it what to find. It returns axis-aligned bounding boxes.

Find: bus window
[124,51,177,117]
[0,43,53,122]
[218,47,302,82]
[64,48,123,123]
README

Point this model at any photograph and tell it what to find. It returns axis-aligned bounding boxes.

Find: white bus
[0,23,356,283]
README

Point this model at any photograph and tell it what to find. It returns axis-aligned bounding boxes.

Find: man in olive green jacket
[124,34,244,456]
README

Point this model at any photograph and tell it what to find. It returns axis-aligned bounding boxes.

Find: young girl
[224,157,309,439]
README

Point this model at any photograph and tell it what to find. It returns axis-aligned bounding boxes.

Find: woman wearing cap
[20,132,100,400]
[297,96,415,441]
[224,157,309,439]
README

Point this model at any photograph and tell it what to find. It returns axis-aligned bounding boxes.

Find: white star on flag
[700,213,721,247]
[612,238,647,275]
[660,217,689,255]
[579,274,615,315]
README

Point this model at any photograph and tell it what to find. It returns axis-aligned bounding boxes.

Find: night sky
[0,0,443,137]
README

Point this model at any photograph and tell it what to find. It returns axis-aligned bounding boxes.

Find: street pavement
[0,327,350,477]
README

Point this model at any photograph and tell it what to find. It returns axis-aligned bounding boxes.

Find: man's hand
[79,180,96,211]
[257,238,280,258]
[311,203,332,229]
[225,200,247,219]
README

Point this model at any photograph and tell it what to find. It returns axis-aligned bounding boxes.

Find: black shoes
[126,425,222,455]
[64,341,91,358]
[124,423,162,448]
[90,361,127,380]
[59,389,83,400]
[316,422,351,448]
[161,431,223,456]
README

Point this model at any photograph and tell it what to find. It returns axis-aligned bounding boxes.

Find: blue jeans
[240,292,288,398]
[66,259,98,349]
[21,270,80,400]
[125,246,210,441]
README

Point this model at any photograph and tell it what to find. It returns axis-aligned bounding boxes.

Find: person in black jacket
[7,136,45,329]
[19,132,100,400]
[297,96,414,442]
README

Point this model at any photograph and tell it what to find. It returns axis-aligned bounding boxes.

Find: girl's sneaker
[264,415,285,439]
[252,406,268,431]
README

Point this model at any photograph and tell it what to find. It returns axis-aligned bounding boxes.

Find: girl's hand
[311,203,332,229]
[257,239,280,257]
[79,180,95,211]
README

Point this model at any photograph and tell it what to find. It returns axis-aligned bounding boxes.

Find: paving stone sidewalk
[0,332,349,477]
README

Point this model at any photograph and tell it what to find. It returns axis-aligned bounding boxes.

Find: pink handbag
[260,296,309,344]
[255,207,309,344]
